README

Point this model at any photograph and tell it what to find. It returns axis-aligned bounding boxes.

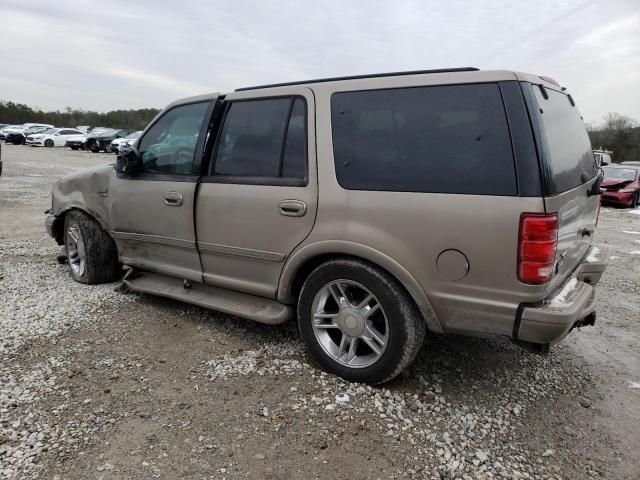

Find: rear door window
[331,83,517,195]
[533,87,597,193]
[212,97,307,181]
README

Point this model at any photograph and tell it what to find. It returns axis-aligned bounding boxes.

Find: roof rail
[235,67,480,92]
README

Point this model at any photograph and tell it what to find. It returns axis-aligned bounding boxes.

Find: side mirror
[115,146,143,175]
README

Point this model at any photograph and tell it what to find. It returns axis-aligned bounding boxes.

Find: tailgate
[544,180,599,294]
[520,80,601,295]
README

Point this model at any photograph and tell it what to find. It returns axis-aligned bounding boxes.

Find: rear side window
[331,83,517,195]
[533,87,596,193]
[213,97,307,180]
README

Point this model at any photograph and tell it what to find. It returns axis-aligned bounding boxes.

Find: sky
[0,0,639,125]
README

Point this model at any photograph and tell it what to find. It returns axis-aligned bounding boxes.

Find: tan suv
[45,68,609,384]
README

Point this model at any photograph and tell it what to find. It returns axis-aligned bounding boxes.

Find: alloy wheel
[311,279,389,368]
[66,224,86,278]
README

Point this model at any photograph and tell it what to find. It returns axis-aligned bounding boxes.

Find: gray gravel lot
[0,145,639,479]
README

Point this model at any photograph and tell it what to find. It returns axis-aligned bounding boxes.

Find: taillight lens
[518,213,558,285]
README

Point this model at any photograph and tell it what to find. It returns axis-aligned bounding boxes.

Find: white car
[2,123,54,135]
[110,131,143,153]
[26,128,85,147]
[2,123,52,140]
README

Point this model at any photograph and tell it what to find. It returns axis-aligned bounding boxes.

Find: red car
[600,165,640,207]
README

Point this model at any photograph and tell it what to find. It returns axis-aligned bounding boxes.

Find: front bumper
[516,244,610,345]
[45,213,57,238]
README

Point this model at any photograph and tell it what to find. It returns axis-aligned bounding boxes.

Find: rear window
[533,87,597,193]
[331,83,517,195]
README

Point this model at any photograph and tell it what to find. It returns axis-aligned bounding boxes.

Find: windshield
[126,131,142,139]
[603,167,637,181]
[43,128,58,134]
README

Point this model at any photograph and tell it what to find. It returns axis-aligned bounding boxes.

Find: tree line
[587,113,639,163]
[0,100,160,131]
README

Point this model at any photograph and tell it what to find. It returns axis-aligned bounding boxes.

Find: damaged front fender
[47,164,115,243]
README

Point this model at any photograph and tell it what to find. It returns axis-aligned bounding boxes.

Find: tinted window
[139,102,209,175]
[331,84,517,195]
[533,87,597,193]
[213,97,307,180]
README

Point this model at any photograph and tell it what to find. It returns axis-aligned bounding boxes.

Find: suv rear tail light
[518,213,558,285]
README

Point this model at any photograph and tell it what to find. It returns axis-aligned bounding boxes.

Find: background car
[110,130,142,153]
[26,128,85,147]
[64,134,88,150]
[600,165,640,207]
[86,129,134,153]
[0,125,20,140]
[621,161,640,167]
[64,128,111,150]
[593,149,612,166]
[5,125,51,145]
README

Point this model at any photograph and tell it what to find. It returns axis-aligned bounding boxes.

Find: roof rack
[235,67,480,92]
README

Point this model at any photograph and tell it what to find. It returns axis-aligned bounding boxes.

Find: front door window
[138,102,209,175]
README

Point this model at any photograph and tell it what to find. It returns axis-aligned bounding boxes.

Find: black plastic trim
[512,300,544,340]
[235,67,479,91]
[115,172,199,183]
[499,81,544,197]
[519,82,552,197]
[191,100,217,176]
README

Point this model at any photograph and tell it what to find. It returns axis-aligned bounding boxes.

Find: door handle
[164,191,183,207]
[278,200,307,217]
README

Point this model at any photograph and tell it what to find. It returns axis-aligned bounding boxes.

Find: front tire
[63,211,119,284]
[298,258,426,384]
[44,139,54,148]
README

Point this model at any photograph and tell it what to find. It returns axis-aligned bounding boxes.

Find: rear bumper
[601,191,634,205]
[516,244,609,345]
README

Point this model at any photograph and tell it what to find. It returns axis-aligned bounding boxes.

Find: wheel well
[288,253,426,326]
[54,208,110,245]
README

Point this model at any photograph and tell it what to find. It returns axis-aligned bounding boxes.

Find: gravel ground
[0,145,638,479]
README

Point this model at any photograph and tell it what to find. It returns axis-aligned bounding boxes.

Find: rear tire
[297,258,425,384]
[63,210,119,284]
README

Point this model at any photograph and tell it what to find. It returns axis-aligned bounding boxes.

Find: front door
[196,88,317,298]
[108,100,212,282]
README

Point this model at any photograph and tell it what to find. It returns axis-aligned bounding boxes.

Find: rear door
[522,83,600,292]
[196,87,317,298]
